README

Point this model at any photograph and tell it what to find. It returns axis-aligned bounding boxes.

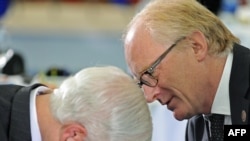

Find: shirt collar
[211,52,233,116]
[30,86,50,141]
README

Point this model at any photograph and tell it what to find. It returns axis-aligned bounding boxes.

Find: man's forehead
[124,23,146,69]
[125,21,145,45]
[124,22,164,78]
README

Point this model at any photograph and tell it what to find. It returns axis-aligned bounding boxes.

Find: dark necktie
[209,114,224,141]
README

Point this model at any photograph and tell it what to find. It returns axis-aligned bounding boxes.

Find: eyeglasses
[137,37,186,88]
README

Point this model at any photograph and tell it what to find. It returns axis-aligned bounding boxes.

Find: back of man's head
[50,66,152,141]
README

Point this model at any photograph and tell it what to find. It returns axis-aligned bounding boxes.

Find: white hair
[50,66,152,141]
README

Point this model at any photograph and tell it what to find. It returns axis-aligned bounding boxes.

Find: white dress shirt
[211,52,233,125]
[30,86,50,141]
[202,52,233,137]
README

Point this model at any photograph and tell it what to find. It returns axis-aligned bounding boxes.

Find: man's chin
[172,109,189,121]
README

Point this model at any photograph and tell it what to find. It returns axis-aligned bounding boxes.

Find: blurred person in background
[0,66,152,141]
[197,0,222,15]
[123,0,250,141]
[1,0,27,85]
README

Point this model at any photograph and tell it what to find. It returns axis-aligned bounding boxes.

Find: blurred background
[0,0,250,141]
[1,0,250,85]
[0,0,141,86]
[0,0,249,86]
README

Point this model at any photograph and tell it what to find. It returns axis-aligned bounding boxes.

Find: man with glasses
[123,0,250,141]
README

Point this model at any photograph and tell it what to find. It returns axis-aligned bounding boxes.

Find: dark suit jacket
[185,43,250,141]
[0,84,43,141]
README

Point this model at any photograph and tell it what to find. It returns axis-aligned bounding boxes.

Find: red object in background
[62,0,82,3]
[239,0,248,6]
[110,0,140,5]
[129,0,140,4]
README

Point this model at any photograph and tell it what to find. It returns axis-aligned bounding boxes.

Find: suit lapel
[9,84,43,141]
[229,43,250,124]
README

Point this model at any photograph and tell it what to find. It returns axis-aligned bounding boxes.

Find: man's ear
[189,31,208,62]
[60,123,87,141]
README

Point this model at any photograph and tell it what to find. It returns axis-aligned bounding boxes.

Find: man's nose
[142,86,160,103]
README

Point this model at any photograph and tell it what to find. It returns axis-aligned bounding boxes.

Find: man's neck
[36,94,61,141]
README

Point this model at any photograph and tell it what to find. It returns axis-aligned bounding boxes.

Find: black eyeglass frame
[137,37,186,88]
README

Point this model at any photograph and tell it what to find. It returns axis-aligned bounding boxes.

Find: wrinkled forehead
[124,22,164,78]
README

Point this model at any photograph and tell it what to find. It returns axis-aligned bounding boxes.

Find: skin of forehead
[125,22,171,78]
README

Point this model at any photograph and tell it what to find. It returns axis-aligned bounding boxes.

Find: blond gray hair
[125,0,239,56]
